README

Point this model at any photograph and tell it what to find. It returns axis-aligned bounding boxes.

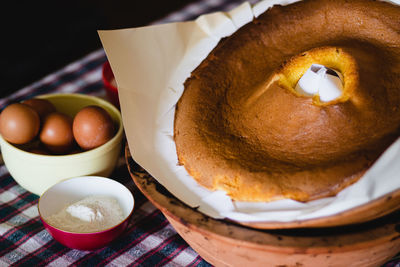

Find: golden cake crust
[174,0,400,202]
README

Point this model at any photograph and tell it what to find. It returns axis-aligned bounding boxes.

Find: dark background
[2,0,197,98]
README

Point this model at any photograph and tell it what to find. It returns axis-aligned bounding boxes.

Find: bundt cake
[174,0,400,202]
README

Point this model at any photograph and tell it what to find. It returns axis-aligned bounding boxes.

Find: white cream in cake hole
[295,64,343,102]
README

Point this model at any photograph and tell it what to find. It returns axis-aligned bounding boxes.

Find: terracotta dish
[126,146,400,266]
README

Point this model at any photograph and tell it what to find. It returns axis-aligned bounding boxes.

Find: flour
[45,196,125,233]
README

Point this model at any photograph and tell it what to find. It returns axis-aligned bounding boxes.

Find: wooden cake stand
[125,146,400,267]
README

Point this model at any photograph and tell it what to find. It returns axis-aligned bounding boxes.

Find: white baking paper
[99,0,400,223]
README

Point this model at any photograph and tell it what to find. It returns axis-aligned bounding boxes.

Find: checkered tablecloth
[0,0,399,266]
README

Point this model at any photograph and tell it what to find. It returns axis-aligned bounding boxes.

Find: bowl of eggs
[0,93,123,195]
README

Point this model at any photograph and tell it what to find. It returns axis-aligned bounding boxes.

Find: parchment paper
[98,0,400,222]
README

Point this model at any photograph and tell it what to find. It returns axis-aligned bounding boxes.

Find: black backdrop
[2,0,195,98]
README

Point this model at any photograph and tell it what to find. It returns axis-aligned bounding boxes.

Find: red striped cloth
[0,2,244,266]
[0,47,210,266]
[0,0,399,266]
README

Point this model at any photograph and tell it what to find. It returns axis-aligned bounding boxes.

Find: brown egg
[40,112,74,154]
[73,105,115,150]
[22,98,56,120]
[0,103,40,144]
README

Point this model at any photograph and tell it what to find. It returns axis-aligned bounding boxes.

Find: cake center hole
[295,64,343,102]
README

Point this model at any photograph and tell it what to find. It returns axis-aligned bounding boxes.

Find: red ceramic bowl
[102,61,119,108]
[38,176,134,250]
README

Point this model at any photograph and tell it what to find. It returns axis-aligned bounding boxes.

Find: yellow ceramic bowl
[0,93,123,196]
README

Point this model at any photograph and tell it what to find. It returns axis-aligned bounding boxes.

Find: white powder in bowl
[45,196,125,233]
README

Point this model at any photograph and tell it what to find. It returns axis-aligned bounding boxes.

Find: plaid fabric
[0,0,399,266]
